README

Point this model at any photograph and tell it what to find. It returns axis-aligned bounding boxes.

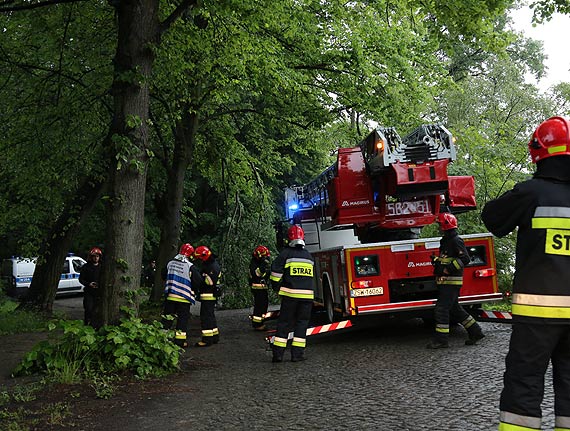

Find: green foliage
[530,0,570,23]
[0,3,114,258]
[0,293,47,335]
[13,314,181,381]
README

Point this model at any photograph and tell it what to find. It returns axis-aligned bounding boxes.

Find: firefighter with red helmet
[482,116,570,431]
[161,243,204,348]
[249,245,271,330]
[79,246,103,327]
[427,213,485,349]
[269,225,315,362]
[193,246,222,347]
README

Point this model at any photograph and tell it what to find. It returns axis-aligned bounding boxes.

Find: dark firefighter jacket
[481,157,570,324]
[249,256,271,289]
[433,229,470,287]
[199,255,221,301]
[79,261,101,296]
[270,246,315,301]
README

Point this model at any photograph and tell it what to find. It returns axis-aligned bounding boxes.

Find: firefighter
[249,245,271,331]
[79,247,103,328]
[482,116,570,431]
[427,212,485,349]
[161,243,204,348]
[270,225,315,363]
[193,246,222,347]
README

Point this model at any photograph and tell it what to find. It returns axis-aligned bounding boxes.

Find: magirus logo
[408,261,431,268]
[341,199,370,207]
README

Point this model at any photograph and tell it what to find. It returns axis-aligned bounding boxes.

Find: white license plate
[351,287,384,297]
[386,199,430,216]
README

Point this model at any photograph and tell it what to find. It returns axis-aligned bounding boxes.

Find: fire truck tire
[323,287,340,324]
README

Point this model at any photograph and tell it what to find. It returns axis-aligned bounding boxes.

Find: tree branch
[160,0,197,34]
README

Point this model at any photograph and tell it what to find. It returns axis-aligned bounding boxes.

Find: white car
[2,254,87,297]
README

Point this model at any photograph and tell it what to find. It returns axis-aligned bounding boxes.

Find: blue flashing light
[288,204,299,211]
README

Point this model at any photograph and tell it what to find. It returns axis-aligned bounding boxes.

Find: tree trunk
[20,176,107,313]
[151,108,199,302]
[99,0,160,325]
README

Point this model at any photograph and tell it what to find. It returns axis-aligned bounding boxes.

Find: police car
[1,254,87,297]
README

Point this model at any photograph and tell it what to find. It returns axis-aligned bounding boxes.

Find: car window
[72,259,85,272]
[62,260,70,274]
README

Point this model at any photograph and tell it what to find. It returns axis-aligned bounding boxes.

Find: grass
[0,296,47,335]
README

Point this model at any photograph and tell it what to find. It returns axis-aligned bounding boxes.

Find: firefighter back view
[193,246,222,347]
[427,213,485,349]
[249,245,271,331]
[482,116,570,431]
[270,225,315,363]
[161,243,203,348]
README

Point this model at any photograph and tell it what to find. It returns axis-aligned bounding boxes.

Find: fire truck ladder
[290,163,338,249]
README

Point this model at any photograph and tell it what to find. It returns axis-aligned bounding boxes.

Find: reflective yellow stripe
[279,287,314,300]
[513,293,570,307]
[274,337,287,348]
[499,412,541,430]
[292,337,306,347]
[512,304,570,319]
[167,295,190,303]
[437,276,463,286]
[532,218,570,229]
[499,423,539,431]
[548,144,568,154]
[200,293,216,301]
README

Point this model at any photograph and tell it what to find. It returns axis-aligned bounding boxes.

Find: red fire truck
[282,124,502,324]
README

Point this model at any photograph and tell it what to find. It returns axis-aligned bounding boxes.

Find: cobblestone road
[54,299,556,431]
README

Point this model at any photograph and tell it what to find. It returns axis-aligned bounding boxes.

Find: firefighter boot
[465,325,485,346]
[426,334,449,349]
[272,345,284,363]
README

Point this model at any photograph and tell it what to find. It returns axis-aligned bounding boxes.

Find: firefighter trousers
[83,290,98,328]
[161,299,191,347]
[499,322,570,431]
[251,288,269,328]
[272,297,312,361]
[199,300,219,344]
[433,284,482,342]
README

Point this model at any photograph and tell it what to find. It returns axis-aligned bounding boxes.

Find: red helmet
[287,225,305,247]
[89,247,102,256]
[529,116,570,163]
[436,213,458,230]
[253,245,270,259]
[193,246,212,262]
[179,243,195,257]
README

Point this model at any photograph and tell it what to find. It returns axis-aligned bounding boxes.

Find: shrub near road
[14,311,182,382]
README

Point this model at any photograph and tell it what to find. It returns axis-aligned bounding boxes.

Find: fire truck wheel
[324,287,339,324]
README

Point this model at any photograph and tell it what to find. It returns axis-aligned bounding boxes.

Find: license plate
[351,287,384,297]
[386,199,430,216]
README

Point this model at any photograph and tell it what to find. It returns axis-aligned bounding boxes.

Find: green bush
[13,311,182,381]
